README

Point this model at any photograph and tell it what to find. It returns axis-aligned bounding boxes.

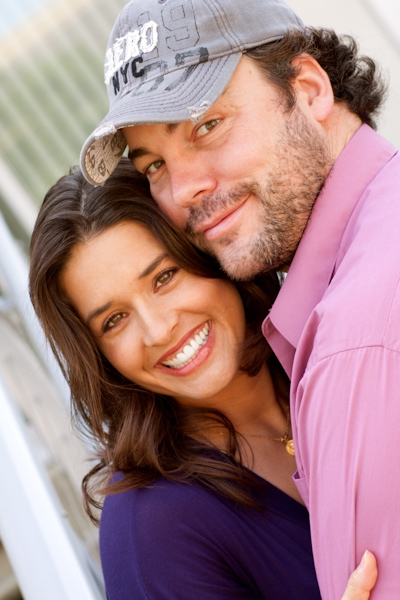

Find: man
[80,0,398,597]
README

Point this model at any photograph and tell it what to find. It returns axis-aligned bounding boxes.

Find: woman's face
[61,221,247,407]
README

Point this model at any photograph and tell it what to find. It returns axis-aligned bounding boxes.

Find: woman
[29,159,376,599]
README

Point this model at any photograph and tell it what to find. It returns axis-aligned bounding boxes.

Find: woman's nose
[139,304,178,348]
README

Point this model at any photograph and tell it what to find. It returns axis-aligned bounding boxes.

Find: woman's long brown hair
[29,158,288,523]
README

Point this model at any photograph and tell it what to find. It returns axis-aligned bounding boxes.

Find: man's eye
[196,119,220,138]
[146,160,164,175]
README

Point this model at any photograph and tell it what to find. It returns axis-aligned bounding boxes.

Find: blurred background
[0,0,399,598]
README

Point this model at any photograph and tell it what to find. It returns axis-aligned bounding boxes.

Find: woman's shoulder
[101,471,310,537]
[101,475,232,536]
[99,476,249,599]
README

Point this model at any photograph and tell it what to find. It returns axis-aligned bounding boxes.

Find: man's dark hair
[247,28,387,129]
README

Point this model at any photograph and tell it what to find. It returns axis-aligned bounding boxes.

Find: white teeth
[162,322,209,369]
[183,345,195,359]
[190,339,199,351]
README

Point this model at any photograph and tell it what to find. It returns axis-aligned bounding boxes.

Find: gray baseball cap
[80,0,304,186]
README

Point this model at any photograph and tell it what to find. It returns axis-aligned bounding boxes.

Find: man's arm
[296,346,400,599]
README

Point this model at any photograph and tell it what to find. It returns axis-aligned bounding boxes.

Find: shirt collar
[267,124,398,349]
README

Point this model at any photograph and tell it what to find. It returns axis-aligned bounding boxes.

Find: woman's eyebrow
[86,301,112,325]
[85,252,169,325]
[138,252,169,278]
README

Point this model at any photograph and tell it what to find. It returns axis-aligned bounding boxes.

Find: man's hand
[341,551,378,600]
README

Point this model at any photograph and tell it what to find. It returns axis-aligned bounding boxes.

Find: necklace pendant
[285,439,295,456]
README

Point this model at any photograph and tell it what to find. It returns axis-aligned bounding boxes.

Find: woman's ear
[291,53,334,122]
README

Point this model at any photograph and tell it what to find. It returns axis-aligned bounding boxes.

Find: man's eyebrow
[128,123,179,162]
[166,122,179,134]
[128,147,148,162]
[85,252,169,325]
[127,91,233,160]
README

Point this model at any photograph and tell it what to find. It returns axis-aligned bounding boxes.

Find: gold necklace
[244,409,295,456]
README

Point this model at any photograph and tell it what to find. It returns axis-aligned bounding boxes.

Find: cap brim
[80,53,242,186]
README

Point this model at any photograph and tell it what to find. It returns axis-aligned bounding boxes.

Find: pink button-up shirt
[263,125,400,599]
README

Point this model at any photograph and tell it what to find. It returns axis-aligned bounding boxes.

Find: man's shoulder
[310,236,400,363]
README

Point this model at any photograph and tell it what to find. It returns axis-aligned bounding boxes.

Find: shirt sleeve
[294,345,400,599]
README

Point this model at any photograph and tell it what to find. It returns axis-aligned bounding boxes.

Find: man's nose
[168,154,217,210]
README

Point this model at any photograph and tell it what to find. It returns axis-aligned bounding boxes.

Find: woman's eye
[154,268,178,290]
[103,312,126,333]
[196,119,220,138]
[146,160,164,175]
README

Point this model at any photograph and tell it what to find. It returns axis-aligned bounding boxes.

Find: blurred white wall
[289,0,400,147]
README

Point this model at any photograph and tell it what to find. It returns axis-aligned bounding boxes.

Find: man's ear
[291,54,334,122]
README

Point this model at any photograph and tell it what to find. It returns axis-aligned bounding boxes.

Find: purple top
[263,125,400,598]
[100,472,321,599]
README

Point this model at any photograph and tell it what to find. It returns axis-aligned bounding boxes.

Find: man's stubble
[186,107,333,280]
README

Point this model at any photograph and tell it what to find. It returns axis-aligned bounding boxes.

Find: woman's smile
[159,321,210,371]
[61,221,247,406]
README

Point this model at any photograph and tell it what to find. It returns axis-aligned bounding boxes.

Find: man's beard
[185,107,333,280]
